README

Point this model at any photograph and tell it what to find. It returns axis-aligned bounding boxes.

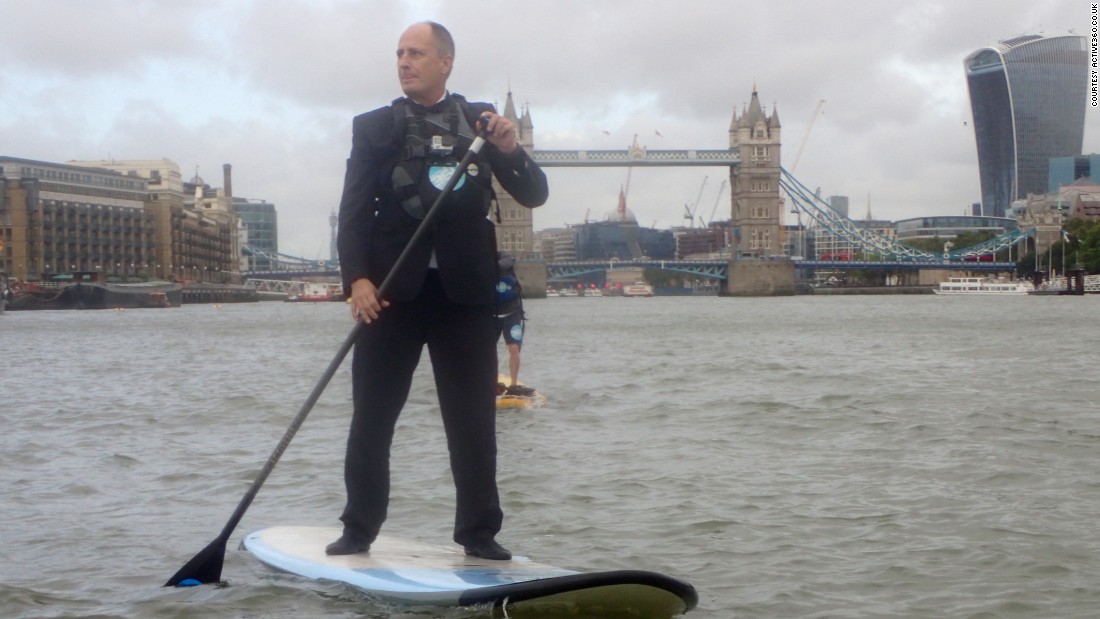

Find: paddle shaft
[166,128,490,586]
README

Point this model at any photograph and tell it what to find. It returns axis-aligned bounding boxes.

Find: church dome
[607,186,638,224]
[606,207,637,224]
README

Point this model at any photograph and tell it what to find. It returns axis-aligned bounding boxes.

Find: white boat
[623,282,654,297]
[933,277,1033,295]
[286,282,341,302]
[583,287,604,297]
[560,288,580,297]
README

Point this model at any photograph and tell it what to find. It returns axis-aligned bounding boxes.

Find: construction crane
[619,145,635,222]
[790,99,825,173]
[623,134,638,197]
[787,99,825,231]
[705,179,728,226]
[684,176,708,227]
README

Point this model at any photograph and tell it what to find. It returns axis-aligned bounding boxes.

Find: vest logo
[428,165,466,191]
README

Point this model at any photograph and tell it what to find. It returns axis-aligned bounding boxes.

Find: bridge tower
[728,86,782,257]
[725,87,794,295]
[495,90,547,295]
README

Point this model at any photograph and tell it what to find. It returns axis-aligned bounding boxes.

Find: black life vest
[389,95,493,221]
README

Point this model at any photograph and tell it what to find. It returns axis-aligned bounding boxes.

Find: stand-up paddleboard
[243,526,697,617]
[496,374,546,410]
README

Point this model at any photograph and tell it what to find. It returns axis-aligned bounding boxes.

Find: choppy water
[2,294,1099,618]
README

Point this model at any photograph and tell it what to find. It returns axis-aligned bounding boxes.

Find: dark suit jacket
[337,96,548,306]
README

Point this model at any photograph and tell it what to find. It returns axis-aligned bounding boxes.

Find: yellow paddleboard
[496,374,545,410]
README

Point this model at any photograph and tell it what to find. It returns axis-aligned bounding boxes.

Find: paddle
[165,119,494,587]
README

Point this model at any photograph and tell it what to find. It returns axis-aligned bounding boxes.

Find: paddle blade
[164,537,227,587]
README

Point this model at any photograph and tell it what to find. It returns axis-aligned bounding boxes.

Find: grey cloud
[0,0,1089,256]
[0,0,216,76]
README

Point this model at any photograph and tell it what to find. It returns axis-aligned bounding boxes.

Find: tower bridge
[530,149,741,167]
[546,257,1018,283]
[242,87,1028,294]
[241,252,1024,285]
[548,258,730,282]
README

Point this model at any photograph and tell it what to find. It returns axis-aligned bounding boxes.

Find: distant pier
[181,283,258,304]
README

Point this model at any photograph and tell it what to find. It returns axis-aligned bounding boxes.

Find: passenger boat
[285,282,341,302]
[623,282,654,297]
[933,277,1033,295]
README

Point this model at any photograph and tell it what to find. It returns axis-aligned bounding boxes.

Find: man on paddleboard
[333,21,548,561]
[495,251,535,397]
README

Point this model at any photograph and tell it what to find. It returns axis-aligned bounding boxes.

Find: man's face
[396,24,452,104]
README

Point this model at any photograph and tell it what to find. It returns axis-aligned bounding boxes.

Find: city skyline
[1,1,1095,260]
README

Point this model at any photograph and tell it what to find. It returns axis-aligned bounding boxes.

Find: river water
[2,294,1099,618]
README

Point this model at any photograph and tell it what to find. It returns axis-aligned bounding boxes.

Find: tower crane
[684,176,708,227]
[787,99,824,231]
[790,99,825,173]
[619,141,636,222]
[706,179,728,226]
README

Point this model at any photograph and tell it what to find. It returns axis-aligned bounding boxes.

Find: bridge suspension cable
[779,168,1034,262]
[779,169,936,261]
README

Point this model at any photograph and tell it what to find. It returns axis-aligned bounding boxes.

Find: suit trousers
[339,269,503,546]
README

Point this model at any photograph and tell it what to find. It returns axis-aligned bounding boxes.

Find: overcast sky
[1,0,1095,260]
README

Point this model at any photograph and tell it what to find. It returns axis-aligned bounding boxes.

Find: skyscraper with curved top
[964,33,1087,217]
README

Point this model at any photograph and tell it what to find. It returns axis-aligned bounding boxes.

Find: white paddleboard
[243,525,697,617]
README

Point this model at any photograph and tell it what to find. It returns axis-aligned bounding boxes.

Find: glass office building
[574,221,675,261]
[895,215,1016,242]
[964,34,1088,217]
[233,198,278,271]
[1049,154,1100,191]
